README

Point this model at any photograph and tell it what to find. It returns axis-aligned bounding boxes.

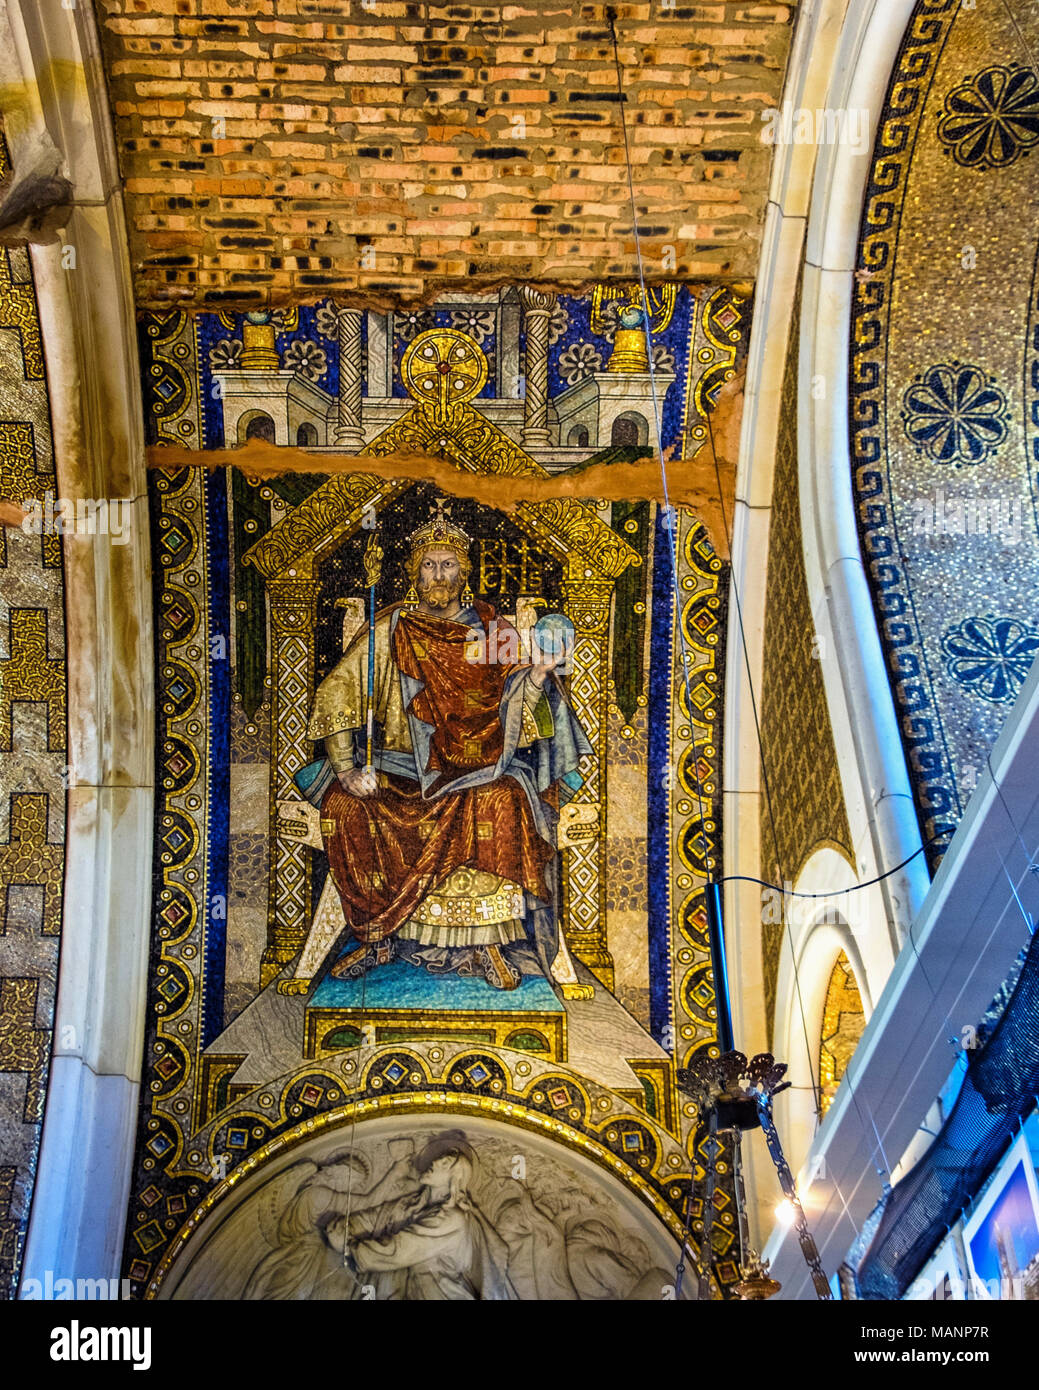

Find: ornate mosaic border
[850,0,967,865]
[139,1039,730,1297]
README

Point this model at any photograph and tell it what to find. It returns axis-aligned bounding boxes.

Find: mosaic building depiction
[1,0,1039,1320]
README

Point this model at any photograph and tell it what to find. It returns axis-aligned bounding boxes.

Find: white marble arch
[722,0,931,1247]
[157,1107,695,1301]
[771,847,875,1196]
[0,2,153,1290]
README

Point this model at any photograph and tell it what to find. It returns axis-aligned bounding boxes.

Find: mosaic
[761,271,852,1035]
[126,283,753,1297]
[0,128,67,1299]
[819,951,865,1117]
[850,0,1039,863]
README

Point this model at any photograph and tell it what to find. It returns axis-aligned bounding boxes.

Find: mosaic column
[561,567,615,990]
[366,312,390,397]
[336,307,364,450]
[240,311,280,369]
[261,567,321,987]
[520,287,555,449]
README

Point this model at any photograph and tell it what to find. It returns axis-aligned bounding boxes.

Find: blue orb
[532,613,575,667]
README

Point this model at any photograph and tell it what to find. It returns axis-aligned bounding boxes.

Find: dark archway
[611,414,643,447]
[243,412,276,444]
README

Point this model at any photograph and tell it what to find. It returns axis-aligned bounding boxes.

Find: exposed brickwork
[93,1,798,310]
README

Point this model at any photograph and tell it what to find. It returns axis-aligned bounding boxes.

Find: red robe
[321,604,556,945]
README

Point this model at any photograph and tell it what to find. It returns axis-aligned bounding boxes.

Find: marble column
[498,291,521,397]
[336,307,364,450]
[366,311,390,397]
[520,287,555,449]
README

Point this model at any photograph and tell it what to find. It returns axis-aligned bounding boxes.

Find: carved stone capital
[520,286,556,317]
[269,577,320,634]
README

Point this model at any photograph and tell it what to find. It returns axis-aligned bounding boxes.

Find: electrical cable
[719,837,939,897]
[607,0,835,1280]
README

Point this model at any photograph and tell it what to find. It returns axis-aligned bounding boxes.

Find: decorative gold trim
[304,1006,567,1063]
[242,402,639,583]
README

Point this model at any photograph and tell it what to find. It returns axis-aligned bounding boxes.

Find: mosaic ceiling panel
[850,0,1039,863]
[126,282,753,1298]
[761,269,853,1036]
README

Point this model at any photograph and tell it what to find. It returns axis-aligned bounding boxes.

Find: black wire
[702,403,823,1116]
[719,838,942,898]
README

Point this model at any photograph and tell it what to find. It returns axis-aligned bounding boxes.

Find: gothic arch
[241,362,640,996]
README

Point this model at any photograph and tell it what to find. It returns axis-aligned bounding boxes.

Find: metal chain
[756,1095,832,1300]
[697,1109,720,1300]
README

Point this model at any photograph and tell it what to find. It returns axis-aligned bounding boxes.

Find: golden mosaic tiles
[819,951,865,1116]
[0,241,66,1300]
[760,274,853,1034]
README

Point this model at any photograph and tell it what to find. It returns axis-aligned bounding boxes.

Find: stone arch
[148,1062,699,1300]
[723,0,925,1207]
[771,847,874,1185]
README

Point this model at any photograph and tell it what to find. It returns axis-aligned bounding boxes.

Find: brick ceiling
[94,1,798,312]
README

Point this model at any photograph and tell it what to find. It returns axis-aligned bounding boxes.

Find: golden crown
[407,498,472,557]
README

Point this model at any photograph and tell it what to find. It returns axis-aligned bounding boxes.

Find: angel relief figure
[244,1132,515,1301]
[292,500,591,994]
[238,1129,684,1301]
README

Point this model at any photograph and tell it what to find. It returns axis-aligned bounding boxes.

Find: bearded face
[415,547,466,610]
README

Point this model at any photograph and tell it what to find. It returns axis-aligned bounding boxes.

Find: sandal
[476,945,521,991]
[330,940,395,980]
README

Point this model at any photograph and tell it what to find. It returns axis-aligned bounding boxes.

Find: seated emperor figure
[303,504,592,992]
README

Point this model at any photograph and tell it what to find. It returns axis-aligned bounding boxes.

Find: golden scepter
[363,529,383,772]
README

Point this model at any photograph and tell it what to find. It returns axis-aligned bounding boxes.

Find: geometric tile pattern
[760,271,853,1034]
[0,227,66,1299]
